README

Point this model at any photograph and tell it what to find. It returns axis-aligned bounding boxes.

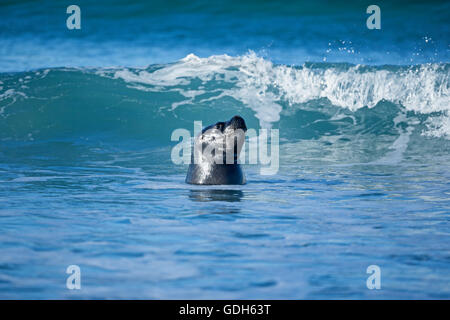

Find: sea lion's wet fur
[186,116,247,185]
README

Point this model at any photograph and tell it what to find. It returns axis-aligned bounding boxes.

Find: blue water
[1,1,450,299]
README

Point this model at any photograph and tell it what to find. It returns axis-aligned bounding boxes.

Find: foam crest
[108,52,450,137]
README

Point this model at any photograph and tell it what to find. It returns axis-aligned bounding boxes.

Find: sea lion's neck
[185,163,245,185]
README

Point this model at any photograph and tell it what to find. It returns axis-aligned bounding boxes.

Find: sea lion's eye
[215,122,225,131]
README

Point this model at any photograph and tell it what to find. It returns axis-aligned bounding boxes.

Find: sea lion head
[194,115,247,165]
[186,115,247,185]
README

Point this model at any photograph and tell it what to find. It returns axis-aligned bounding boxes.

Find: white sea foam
[372,112,417,164]
[106,52,450,137]
[423,112,450,139]
[0,89,28,117]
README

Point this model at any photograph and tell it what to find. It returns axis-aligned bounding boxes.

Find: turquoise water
[0,1,450,299]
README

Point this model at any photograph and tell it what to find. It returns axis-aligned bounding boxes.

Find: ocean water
[0,1,449,299]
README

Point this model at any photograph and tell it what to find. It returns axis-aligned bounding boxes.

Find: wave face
[1,53,449,133]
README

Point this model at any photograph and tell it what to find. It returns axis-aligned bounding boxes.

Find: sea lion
[185,115,247,185]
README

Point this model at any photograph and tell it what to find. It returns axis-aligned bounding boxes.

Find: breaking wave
[1,53,449,144]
